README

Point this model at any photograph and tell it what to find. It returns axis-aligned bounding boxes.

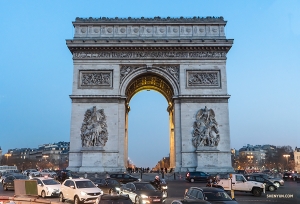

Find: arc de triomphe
[66,16,234,173]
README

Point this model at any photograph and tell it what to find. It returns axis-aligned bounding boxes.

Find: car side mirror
[70,185,75,189]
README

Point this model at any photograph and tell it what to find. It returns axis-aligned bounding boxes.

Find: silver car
[251,173,284,188]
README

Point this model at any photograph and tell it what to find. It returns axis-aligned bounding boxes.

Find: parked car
[244,174,277,191]
[3,173,29,191]
[184,186,238,204]
[109,173,139,184]
[249,173,284,187]
[185,172,210,183]
[98,194,133,204]
[59,178,103,204]
[31,176,61,198]
[120,181,164,204]
[92,178,122,195]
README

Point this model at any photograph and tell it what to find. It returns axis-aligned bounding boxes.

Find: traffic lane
[165,180,299,204]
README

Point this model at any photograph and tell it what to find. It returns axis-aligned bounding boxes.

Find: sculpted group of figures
[80,106,108,147]
[192,106,220,148]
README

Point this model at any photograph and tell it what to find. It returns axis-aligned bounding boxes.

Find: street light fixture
[4,153,12,164]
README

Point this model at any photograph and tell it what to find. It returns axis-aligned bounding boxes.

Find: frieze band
[74,51,226,59]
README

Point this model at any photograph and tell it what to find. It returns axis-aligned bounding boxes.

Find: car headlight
[81,191,87,196]
[141,194,149,199]
[162,186,167,189]
[115,187,120,191]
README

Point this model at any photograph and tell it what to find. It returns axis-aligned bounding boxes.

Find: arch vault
[66,16,234,173]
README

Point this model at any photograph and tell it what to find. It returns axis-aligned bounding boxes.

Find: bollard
[95,172,98,178]
[84,172,87,178]
[174,172,176,180]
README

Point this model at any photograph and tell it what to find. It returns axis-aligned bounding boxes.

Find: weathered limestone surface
[66,16,234,173]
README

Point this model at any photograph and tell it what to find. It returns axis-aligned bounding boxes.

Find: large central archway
[66,16,234,173]
[122,68,177,169]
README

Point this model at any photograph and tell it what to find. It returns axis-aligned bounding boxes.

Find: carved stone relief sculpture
[80,106,108,147]
[187,70,220,88]
[79,70,112,88]
[192,106,220,148]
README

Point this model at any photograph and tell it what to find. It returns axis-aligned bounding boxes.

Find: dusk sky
[1,1,299,168]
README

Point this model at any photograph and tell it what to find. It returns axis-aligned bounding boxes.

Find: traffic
[0,170,299,204]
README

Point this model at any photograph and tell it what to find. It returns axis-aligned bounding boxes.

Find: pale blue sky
[0,1,299,168]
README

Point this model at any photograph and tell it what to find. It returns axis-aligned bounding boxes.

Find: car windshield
[134,183,156,190]
[76,180,96,188]
[107,179,120,185]
[43,179,60,185]
[204,191,232,201]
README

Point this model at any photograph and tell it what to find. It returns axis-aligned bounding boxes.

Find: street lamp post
[283,154,290,170]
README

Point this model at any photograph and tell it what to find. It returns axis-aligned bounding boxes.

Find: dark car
[171,199,210,204]
[56,170,79,183]
[283,172,298,181]
[120,181,164,204]
[244,174,277,191]
[98,194,133,204]
[185,172,209,183]
[109,173,139,184]
[184,187,238,204]
[3,173,29,191]
[92,178,122,195]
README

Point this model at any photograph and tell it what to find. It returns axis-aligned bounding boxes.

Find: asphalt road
[0,174,299,204]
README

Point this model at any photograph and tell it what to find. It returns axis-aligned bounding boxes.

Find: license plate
[153,199,160,202]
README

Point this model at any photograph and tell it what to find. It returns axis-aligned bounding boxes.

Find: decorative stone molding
[81,106,108,147]
[192,106,220,148]
[73,16,226,39]
[74,51,226,60]
[187,70,220,88]
[79,70,113,88]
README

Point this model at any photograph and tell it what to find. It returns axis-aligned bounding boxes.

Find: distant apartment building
[239,144,266,165]
[294,147,300,172]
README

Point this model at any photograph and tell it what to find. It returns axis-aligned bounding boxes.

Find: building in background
[294,147,300,173]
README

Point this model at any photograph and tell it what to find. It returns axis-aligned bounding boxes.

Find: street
[0,174,299,204]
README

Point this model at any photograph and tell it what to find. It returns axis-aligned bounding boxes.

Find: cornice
[73,16,226,24]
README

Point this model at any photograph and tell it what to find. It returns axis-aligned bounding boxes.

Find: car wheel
[59,193,65,202]
[41,190,46,198]
[135,196,140,204]
[74,195,81,204]
[252,188,262,197]
[190,178,195,183]
[274,182,280,188]
[269,185,276,192]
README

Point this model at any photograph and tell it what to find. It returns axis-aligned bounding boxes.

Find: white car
[23,169,41,177]
[31,176,61,198]
[39,169,57,178]
[59,178,103,204]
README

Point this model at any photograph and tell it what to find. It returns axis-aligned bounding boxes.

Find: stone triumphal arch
[66,16,234,173]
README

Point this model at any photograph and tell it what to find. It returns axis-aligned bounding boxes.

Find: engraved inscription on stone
[187,70,220,88]
[192,106,220,148]
[81,106,108,147]
[79,70,112,88]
